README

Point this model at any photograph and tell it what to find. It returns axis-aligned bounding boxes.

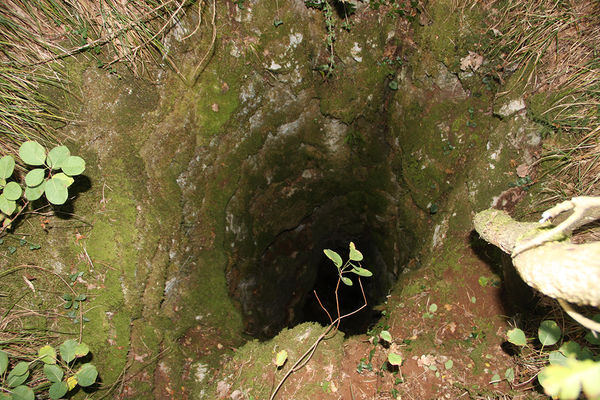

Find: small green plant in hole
[270,242,372,400]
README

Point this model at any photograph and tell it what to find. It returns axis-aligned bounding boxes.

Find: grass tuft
[0,0,196,157]
[485,0,600,201]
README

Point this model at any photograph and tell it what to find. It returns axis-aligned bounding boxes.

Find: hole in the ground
[223,115,414,339]
[226,193,403,339]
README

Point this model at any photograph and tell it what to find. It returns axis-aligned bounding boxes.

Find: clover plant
[0,340,97,400]
[0,141,85,229]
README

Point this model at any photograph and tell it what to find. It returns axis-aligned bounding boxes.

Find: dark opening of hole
[223,117,411,339]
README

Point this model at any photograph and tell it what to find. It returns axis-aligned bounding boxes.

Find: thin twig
[313,289,333,325]
[269,276,367,400]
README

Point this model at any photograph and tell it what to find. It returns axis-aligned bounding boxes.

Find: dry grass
[0,0,196,156]
[486,0,600,202]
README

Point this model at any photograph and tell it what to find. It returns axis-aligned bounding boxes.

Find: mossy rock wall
[0,0,545,398]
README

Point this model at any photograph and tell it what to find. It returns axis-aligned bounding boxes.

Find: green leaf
[52,173,74,187]
[24,181,45,201]
[75,363,98,387]
[507,328,527,346]
[341,276,353,286]
[549,350,568,366]
[348,242,363,261]
[19,141,46,166]
[429,304,438,313]
[0,156,15,179]
[44,364,64,383]
[49,381,68,400]
[7,362,29,387]
[274,350,288,367]
[538,359,600,400]
[46,146,70,170]
[38,345,57,364]
[59,339,77,363]
[10,385,34,400]
[75,294,87,301]
[491,373,501,383]
[351,267,373,277]
[9,361,29,377]
[539,320,561,346]
[3,181,22,201]
[445,360,454,370]
[45,177,68,205]
[25,169,45,187]
[323,249,342,268]
[388,80,399,90]
[387,353,403,366]
[379,330,392,343]
[505,367,515,382]
[585,331,600,345]
[74,342,89,358]
[0,350,8,374]
[559,341,583,359]
[61,156,85,176]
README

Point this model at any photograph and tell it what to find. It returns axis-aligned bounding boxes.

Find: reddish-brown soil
[268,234,540,400]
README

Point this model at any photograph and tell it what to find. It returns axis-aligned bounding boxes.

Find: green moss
[191,67,242,142]
[414,0,485,68]
[208,322,344,399]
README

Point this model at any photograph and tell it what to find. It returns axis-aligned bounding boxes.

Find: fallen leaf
[23,275,35,292]
[516,163,530,178]
[330,381,338,392]
[460,51,484,71]
[274,349,288,367]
